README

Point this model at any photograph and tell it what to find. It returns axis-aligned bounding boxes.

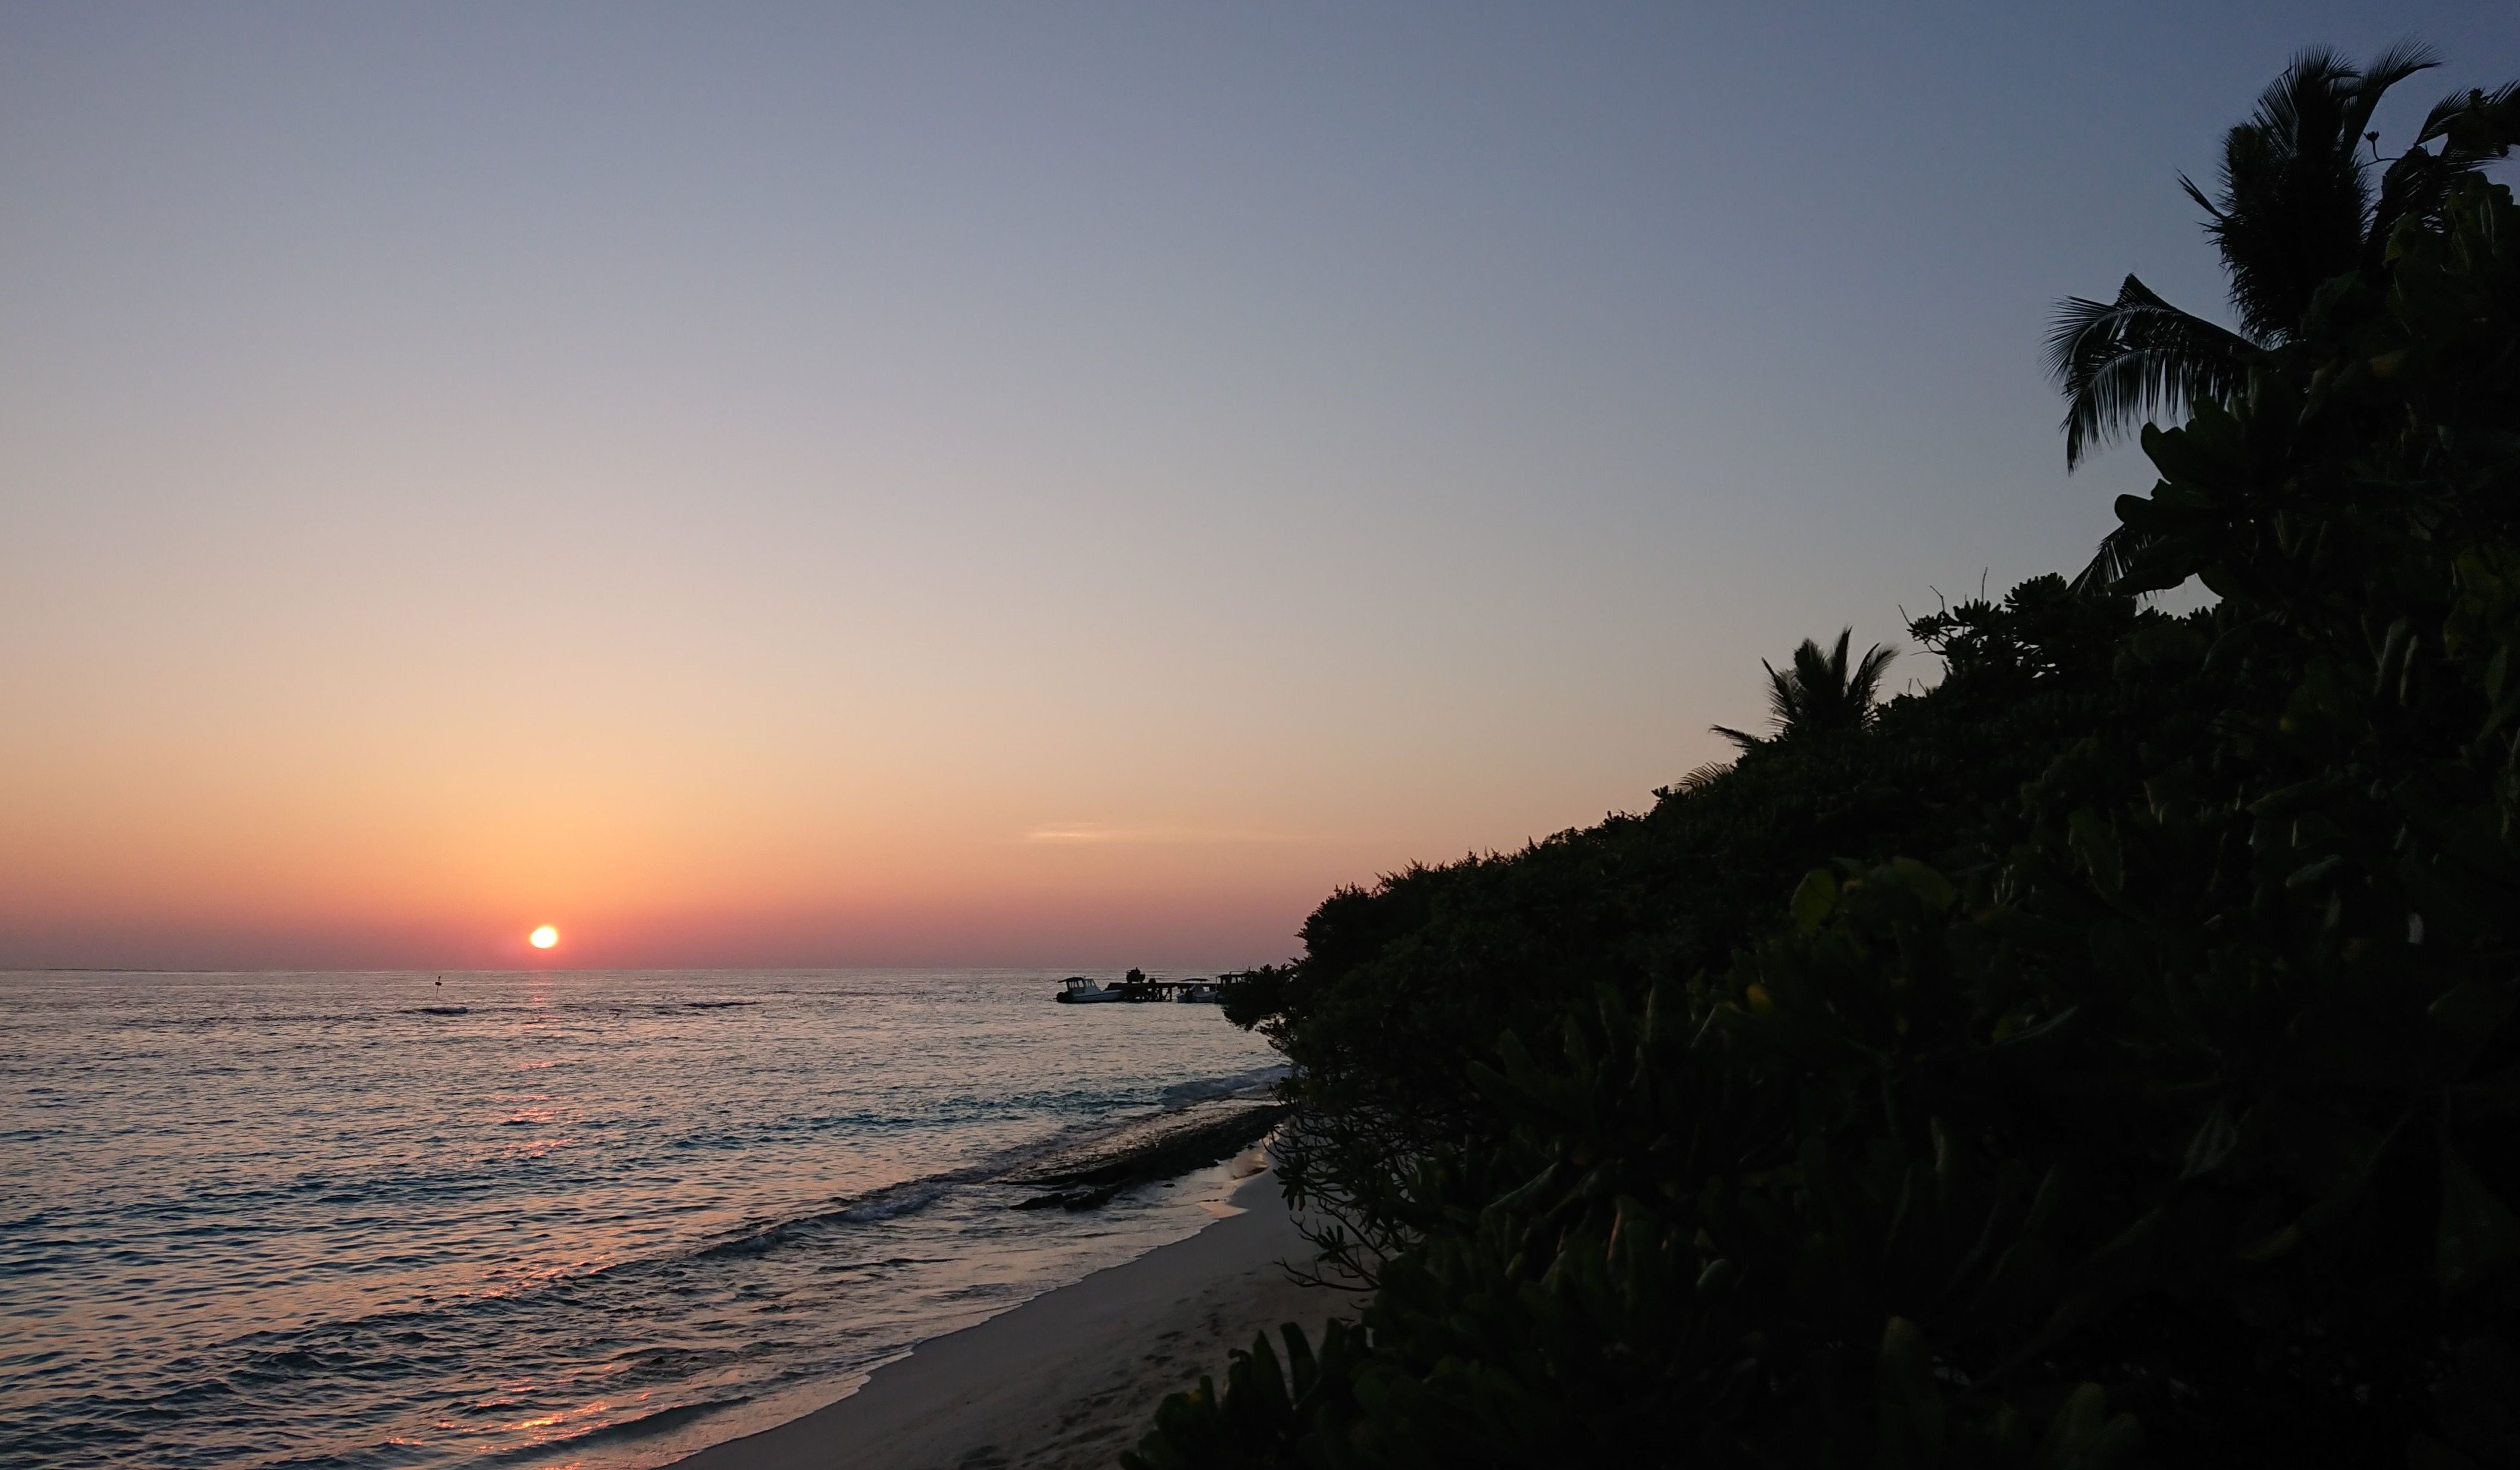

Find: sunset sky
[4,3,2513,969]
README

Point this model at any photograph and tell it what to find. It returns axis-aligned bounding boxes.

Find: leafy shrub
[1131,76,2520,1470]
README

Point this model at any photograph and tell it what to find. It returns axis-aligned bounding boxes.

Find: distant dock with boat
[1054,968,1258,1004]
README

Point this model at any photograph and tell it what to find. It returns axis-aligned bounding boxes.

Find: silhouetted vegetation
[1129,49,2520,1469]
[1711,627,1897,750]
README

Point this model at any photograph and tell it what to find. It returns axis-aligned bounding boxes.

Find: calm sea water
[0,969,1282,1470]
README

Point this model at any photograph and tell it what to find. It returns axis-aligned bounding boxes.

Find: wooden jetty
[1054,971,1259,1004]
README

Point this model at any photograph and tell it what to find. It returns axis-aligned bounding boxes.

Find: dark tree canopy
[1130,48,2520,1470]
[1712,626,1895,750]
[2046,45,2517,474]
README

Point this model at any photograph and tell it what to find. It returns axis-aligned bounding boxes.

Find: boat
[1055,976,1127,1004]
[1053,971,1242,1004]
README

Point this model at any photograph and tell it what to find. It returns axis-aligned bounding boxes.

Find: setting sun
[528,925,559,949]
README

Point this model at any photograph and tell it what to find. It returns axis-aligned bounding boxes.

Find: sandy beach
[669,1162,1358,1470]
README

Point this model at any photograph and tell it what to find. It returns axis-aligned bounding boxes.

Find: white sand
[669,1166,1359,1470]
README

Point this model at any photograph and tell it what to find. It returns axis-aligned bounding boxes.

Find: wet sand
[669,1164,1357,1470]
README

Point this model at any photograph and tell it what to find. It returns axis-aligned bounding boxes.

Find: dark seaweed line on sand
[1008,1102,1288,1211]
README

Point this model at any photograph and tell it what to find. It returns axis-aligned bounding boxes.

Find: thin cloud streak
[1022,823,1315,846]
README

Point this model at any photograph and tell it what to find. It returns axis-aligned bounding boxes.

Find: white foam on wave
[1159,1064,1289,1109]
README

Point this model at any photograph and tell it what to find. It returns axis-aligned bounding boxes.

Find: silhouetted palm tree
[1713,629,1895,750]
[2047,45,2517,588]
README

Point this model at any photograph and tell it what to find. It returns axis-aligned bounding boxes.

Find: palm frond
[2068,524,2157,598]
[1754,658,1793,731]
[2205,48,2384,338]
[2046,275,2258,468]
[1728,629,1899,742]
[2243,46,2332,149]
[2340,40,2441,144]
[2418,80,2520,160]
[2360,80,2519,272]
[1847,641,1896,710]
[2179,173,2224,223]
[2053,46,2516,547]
[1791,633,1852,717]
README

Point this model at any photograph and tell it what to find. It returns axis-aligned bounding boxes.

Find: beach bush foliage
[1129,50,2520,1470]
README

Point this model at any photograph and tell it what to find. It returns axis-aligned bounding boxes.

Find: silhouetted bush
[1130,61,2520,1470]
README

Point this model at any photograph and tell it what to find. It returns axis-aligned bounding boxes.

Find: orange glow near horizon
[0,672,1647,968]
[529,925,559,949]
[0,5,2302,976]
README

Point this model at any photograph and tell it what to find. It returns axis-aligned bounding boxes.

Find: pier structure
[1054,972,1257,1004]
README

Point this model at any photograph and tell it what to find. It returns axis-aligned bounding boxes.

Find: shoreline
[668,1160,1358,1470]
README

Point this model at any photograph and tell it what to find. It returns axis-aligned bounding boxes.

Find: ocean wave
[1007,1098,1286,1203]
[694,1178,967,1258]
[1158,1063,1287,1109]
[693,1068,1287,1257]
[484,1396,754,1462]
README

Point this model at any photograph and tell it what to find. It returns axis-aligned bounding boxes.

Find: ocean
[0,969,1284,1469]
